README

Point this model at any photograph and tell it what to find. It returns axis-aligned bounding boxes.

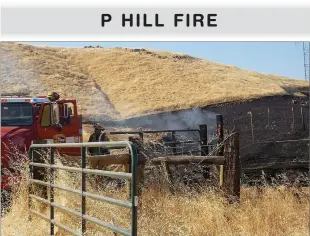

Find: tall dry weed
[1,148,309,236]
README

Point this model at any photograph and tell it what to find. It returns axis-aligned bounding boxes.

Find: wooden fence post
[284,110,288,131]
[171,131,177,155]
[216,115,224,185]
[248,111,255,143]
[267,107,270,127]
[301,106,305,131]
[199,124,209,156]
[216,115,224,156]
[291,107,295,132]
[222,132,240,204]
[199,124,210,179]
[162,161,174,193]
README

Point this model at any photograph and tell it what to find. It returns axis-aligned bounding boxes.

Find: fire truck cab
[1,93,83,191]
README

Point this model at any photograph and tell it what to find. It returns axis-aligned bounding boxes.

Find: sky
[26,42,307,80]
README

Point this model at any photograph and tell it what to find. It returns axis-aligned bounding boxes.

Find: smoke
[111,107,218,138]
[0,44,218,139]
[0,43,120,122]
[0,46,47,95]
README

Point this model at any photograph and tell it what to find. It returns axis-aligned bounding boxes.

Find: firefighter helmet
[94,123,105,131]
[47,92,60,101]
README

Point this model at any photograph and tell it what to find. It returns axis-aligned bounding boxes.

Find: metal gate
[28,141,138,236]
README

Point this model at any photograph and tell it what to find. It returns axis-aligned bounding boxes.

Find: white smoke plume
[0,47,47,96]
[115,108,217,130]
[101,107,219,142]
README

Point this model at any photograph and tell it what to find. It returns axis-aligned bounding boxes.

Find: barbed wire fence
[81,103,309,191]
[140,103,309,189]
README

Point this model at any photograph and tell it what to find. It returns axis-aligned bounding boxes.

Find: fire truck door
[37,102,80,156]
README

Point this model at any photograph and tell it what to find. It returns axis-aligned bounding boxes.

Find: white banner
[1,7,310,40]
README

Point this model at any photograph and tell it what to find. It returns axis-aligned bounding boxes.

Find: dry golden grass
[1,42,308,119]
[1,161,309,236]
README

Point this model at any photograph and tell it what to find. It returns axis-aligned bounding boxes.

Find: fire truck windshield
[1,102,33,126]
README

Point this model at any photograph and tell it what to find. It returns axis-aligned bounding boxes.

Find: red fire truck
[1,93,83,192]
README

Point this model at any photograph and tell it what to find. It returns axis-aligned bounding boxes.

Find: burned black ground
[104,94,309,184]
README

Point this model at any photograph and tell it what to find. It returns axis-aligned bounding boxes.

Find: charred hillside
[109,93,309,179]
[204,94,309,164]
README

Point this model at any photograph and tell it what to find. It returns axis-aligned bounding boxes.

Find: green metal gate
[28,141,138,236]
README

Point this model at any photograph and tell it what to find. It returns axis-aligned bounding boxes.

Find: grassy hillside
[0,42,308,120]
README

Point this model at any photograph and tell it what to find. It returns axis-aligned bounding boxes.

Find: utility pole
[303,42,309,81]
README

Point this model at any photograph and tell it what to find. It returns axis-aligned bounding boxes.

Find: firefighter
[87,124,111,188]
[46,92,63,128]
[88,124,110,156]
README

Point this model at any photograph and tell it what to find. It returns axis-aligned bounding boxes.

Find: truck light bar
[1,97,50,103]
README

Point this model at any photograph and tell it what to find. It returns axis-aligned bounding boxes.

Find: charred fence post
[248,111,255,144]
[301,106,305,131]
[199,124,209,156]
[216,115,224,155]
[291,106,295,132]
[199,124,210,179]
[284,110,288,131]
[163,161,174,193]
[171,131,177,155]
[267,108,270,127]
[216,115,224,185]
[159,131,177,190]
[170,131,177,188]
[222,132,241,204]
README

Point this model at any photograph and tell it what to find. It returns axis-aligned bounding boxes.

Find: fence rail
[28,141,138,236]
[105,129,200,135]
[104,122,221,158]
